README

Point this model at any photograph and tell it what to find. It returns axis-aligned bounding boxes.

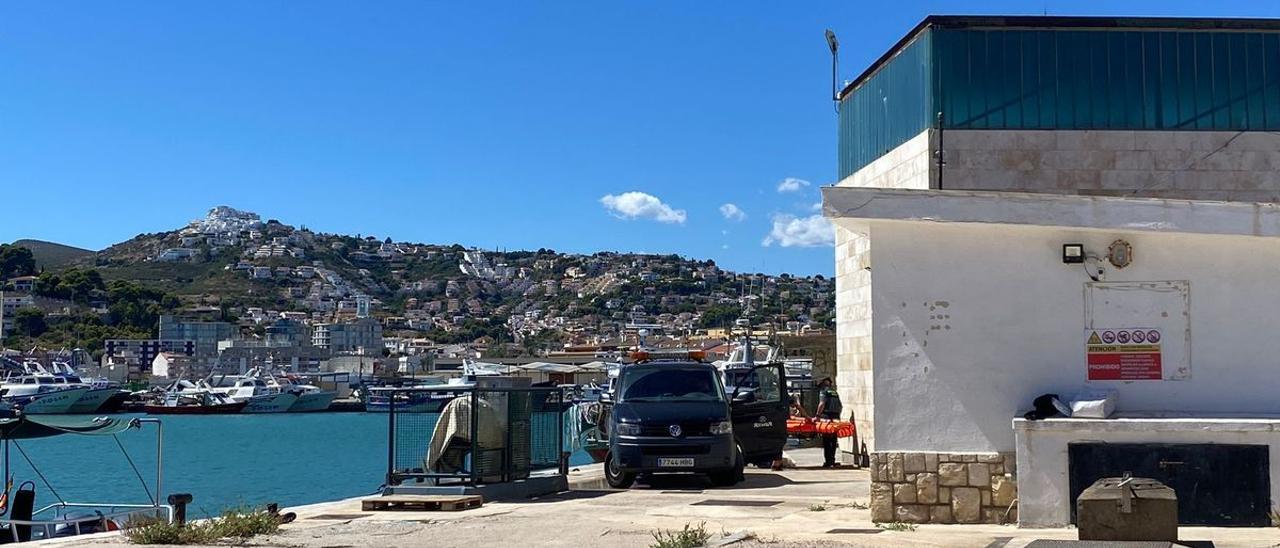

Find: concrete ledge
[822,186,1280,238]
[1014,414,1280,433]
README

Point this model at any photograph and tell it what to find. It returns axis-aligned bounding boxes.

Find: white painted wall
[834,129,934,453]
[861,219,1280,453]
[1015,417,1280,527]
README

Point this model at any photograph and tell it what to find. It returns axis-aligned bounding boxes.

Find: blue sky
[5,2,1280,275]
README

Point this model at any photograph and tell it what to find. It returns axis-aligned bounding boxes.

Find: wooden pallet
[361,495,483,512]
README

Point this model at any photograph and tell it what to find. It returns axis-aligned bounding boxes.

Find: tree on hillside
[34,268,105,304]
[12,307,46,337]
[0,245,36,279]
[699,305,742,329]
[106,280,179,331]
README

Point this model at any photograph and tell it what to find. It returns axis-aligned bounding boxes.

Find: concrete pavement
[60,448,1280,548]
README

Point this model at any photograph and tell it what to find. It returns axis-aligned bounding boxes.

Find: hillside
[10,239,94,269]
[4,206,834,356]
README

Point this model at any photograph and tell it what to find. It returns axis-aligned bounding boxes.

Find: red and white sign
[1086,328,1162,380]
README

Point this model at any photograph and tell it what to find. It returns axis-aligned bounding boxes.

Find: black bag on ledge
[1023,393,1070,421]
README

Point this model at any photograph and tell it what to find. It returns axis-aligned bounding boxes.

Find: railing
[375,385,567,487]
[0,502,172,541]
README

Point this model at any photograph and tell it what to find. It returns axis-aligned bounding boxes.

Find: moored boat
[364,392,451,413]
[287,390,336,412]
[16,387,90,415]
[144,391,247,415]
[241,392,299,413]
[49,362,126,414]
[269,376,338,412]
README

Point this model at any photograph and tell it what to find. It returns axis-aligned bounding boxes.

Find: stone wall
[942,129,1280,202]
[869,451,1017,524]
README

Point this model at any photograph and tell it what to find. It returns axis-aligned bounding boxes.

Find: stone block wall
[942,129,1280,202]
[869,451,1017,524]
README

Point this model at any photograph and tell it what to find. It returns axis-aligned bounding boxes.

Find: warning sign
[1086,328,1162,380]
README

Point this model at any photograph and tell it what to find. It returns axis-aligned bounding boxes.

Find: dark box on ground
[1077,477,1177,542]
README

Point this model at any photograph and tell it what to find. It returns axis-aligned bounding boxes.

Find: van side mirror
[732,390,756,404]
[599,392,613,404]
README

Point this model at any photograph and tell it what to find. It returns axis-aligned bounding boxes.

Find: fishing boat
[144,391,247,415]
[0,414,172,541]
[364,391,452,413]
[48,362,123,414]
[0,375,90,415]
[202,372,298,413]
[268,376,337,413]
[362,375,470,413]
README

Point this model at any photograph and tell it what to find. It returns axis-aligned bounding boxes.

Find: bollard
[167,493,193,526]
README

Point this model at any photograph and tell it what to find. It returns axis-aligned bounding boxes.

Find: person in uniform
[813,377,842,468]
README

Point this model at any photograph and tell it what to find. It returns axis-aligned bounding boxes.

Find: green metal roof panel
[837,16,1280,179]
[837,30,934,181]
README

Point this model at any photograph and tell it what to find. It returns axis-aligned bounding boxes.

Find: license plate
[658,458,695,468]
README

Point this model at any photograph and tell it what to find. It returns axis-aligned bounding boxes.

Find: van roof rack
[629,349,707,363]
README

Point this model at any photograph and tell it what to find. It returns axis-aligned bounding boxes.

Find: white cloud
[719,203,746,222]
[600,191,687,224]
[762,214,834,248]
[810,201,823,212]
[776,177,810,193]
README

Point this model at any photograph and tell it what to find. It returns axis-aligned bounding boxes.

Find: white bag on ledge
[1070,389,1117,419]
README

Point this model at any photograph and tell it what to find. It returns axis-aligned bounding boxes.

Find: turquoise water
[4,413,593,518]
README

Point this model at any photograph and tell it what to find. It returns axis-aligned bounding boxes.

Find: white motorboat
[269,376,337,413]
[1,365,91,415]
[201,372,298,414]
[48,362,122,414]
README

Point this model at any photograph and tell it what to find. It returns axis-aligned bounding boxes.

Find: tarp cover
[0,415,139,440]
[517,362,581,374]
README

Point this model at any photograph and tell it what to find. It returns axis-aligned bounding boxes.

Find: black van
[600,359,787,488]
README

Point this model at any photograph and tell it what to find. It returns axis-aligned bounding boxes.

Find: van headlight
[616,423,642,436]
[710,421,733,435]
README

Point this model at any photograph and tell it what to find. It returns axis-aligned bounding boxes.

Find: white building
[824,15,1280,527]
[156,248,197,262]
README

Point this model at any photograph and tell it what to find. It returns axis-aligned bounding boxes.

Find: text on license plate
[658,458,695,467]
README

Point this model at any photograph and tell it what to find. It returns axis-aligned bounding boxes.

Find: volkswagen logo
[668,424,682,437]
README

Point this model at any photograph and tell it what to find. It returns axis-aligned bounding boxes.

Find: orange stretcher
[786,417,855,438]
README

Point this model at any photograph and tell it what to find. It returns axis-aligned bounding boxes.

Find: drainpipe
[935,111,946,189]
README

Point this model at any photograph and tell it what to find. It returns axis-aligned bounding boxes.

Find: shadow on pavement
[523,490,617,503]
[629,472,796,491]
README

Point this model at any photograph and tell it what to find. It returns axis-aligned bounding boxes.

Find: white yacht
[0,370,90,415]
[201,371,298,413]
[269,375,337,412]
[48,362,122,414]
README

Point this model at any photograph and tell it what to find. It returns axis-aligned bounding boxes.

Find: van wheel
[604,451,635,489]
[710,446,745,487]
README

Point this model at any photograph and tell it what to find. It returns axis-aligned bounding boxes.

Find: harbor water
[6,413,594,517]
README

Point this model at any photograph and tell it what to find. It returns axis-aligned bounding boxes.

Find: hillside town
[0,206,834,382]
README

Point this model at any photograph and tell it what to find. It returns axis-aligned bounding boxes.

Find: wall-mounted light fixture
[1107,240,1133,269]
[1062,244,1085,264]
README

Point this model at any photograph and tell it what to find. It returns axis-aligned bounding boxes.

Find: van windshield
[618,368,724,403]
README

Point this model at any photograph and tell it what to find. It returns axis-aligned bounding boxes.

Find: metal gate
[378,385,567,487]
[1068,442,1271,526]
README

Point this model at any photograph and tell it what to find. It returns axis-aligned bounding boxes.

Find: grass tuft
[877,521,918,532]
[125,507,281,545]
[650,521,712,548]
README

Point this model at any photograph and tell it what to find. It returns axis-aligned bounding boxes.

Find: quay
[49,449,1280,548]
